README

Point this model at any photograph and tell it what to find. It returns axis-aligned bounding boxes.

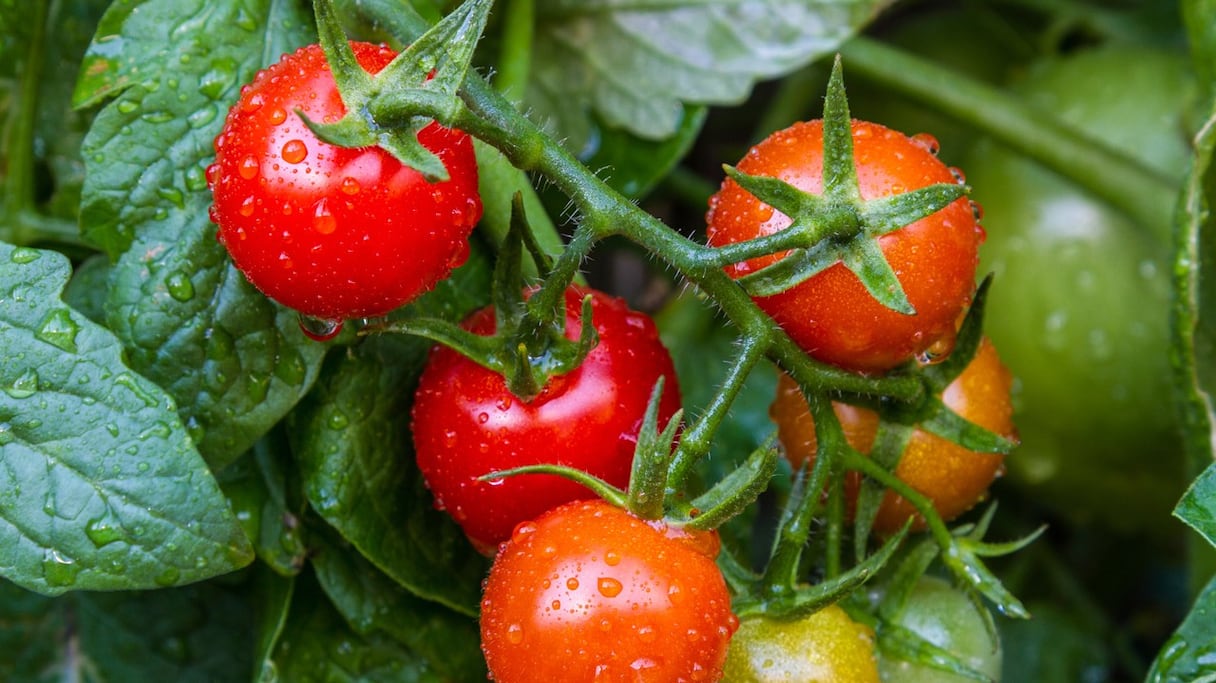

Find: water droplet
[268,108,287,125]
[597,577,623,598]
[140,110,174,123]
[239,195,256,217]
[115,373,160,408]
[10,247,40,264]
[298,314,343,342]
[282,139,308,164]
[328,410,350,430]
[0,423,13,446]
[85,518,124,547]
[241,93,264,114]
[166,272,195,301]
[949,166,966,184]
[275,348,308,385]
[5,368,39,398]
[477,412,489,424]
[187,164,209,192]
[155,566,181,587]
[312,198,336,234]
[910,132,940,155]
[566,577,580,590]
[506,623,525,645]
[239,155,259,179]
[340,177,361,195]
[511,522,537,544]
[188,107,217,129]
[637,625,657,643]
[36,310,79,353]
[117,100,139,114]
[138,422,172,441]
[42,550,79,587]
[495,396,513,411]
[199,59,238,100]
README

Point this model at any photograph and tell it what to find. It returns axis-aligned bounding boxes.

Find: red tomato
[411,285,682,553]
[480,499,738,682]
[770,338,1015,533]
[208,42,481,321]
[706,120,981,373]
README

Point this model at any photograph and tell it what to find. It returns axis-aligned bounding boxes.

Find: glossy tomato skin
[771,338,1014,533]
[879,576,1001,682]
[208,42,482,321]
[411,286,682,553]
[706,120,982,373]
[722,604,879,682]
[480,499,738,683]
[962,46,1191,533]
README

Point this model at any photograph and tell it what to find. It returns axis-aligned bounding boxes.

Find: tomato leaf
[310,529,487,680]
[1172,95,1216,539]
[289,247,493,615]
[0,243,252,595]
[251,568,295,683]
[268,570,447,682]
[528,0,888,153]
[0,577,255,683]
[1146,573,1216,682]
[76,0,331,469]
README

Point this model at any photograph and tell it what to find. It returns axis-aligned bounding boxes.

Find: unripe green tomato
[879,576,1002,682]
[722,604,879,682]
[962,45,1194,534]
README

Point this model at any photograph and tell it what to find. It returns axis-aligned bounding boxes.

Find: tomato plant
[7,1,1216,682]
[722,604,879,682]
[479,499,737,682]
[770,337,1014,533]
[208,41,482,323]
[411,285,681,552]
[705,118,982,373]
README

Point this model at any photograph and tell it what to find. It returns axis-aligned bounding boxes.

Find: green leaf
[0,243,252,594]
[579,107,708,199]
[529,0,888,152]
[270,570,448,682]
[251,567,296,683]
[1147,573,1216,682]
[75,0,327,469]
[1177,463,1216,548]
[0,576,256,683]
[289,246,492,615]
[217,430,310,577]
[311,530,487,680]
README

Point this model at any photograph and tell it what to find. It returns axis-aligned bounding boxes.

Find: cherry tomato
[706,119,982,373]
[770,338,1014,533]
[878,576,1002,682]
[411,285,682,553]
[480,499,738,683]
[722,604,879,682]
[208,42,482,322]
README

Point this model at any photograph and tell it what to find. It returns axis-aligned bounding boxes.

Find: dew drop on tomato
[238,155,259,179]
[910,132,940,155]
[340,177,361,195]
[267,108,287,125]
[238,196,256,217]
[506,624,524,645]
[312,198,337,234]
[241,93,264,114]
[281,139,308,164]
[298,314,342,341]
[511,521,537,544]
[598,577,623,598]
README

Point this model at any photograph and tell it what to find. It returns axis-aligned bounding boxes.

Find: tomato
[705,119,982,373]
[207,42,482,322]
[961,45,1192,534]
[878,576,1001,682]
[770,337,1014,533]
[722,604,879,682]
[479,499,737,683]
[411,285,682,553]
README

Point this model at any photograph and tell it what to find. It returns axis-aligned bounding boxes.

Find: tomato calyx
[306,0,492,181]
[481,376,779,532]
[703,56,968,314]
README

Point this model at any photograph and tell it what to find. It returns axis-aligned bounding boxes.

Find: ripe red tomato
[706,120,982,373]
[770,338,1014,533]
[480,499,738,682]
[723,604,880,682]
[411,285,682,553]
[207,42,481,321]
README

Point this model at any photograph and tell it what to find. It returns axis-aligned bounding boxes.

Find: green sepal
[626,378,682,520]
[859,182,968,236]
[840,236,915,315]
[919,398,1018,454]
[875,621,995,683]
[680,435,779,531]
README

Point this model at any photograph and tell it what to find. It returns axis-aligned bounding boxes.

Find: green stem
[4,0,50,245]
[667,335,767,491]
[839,36,1177,233]
[493,0,533,104]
